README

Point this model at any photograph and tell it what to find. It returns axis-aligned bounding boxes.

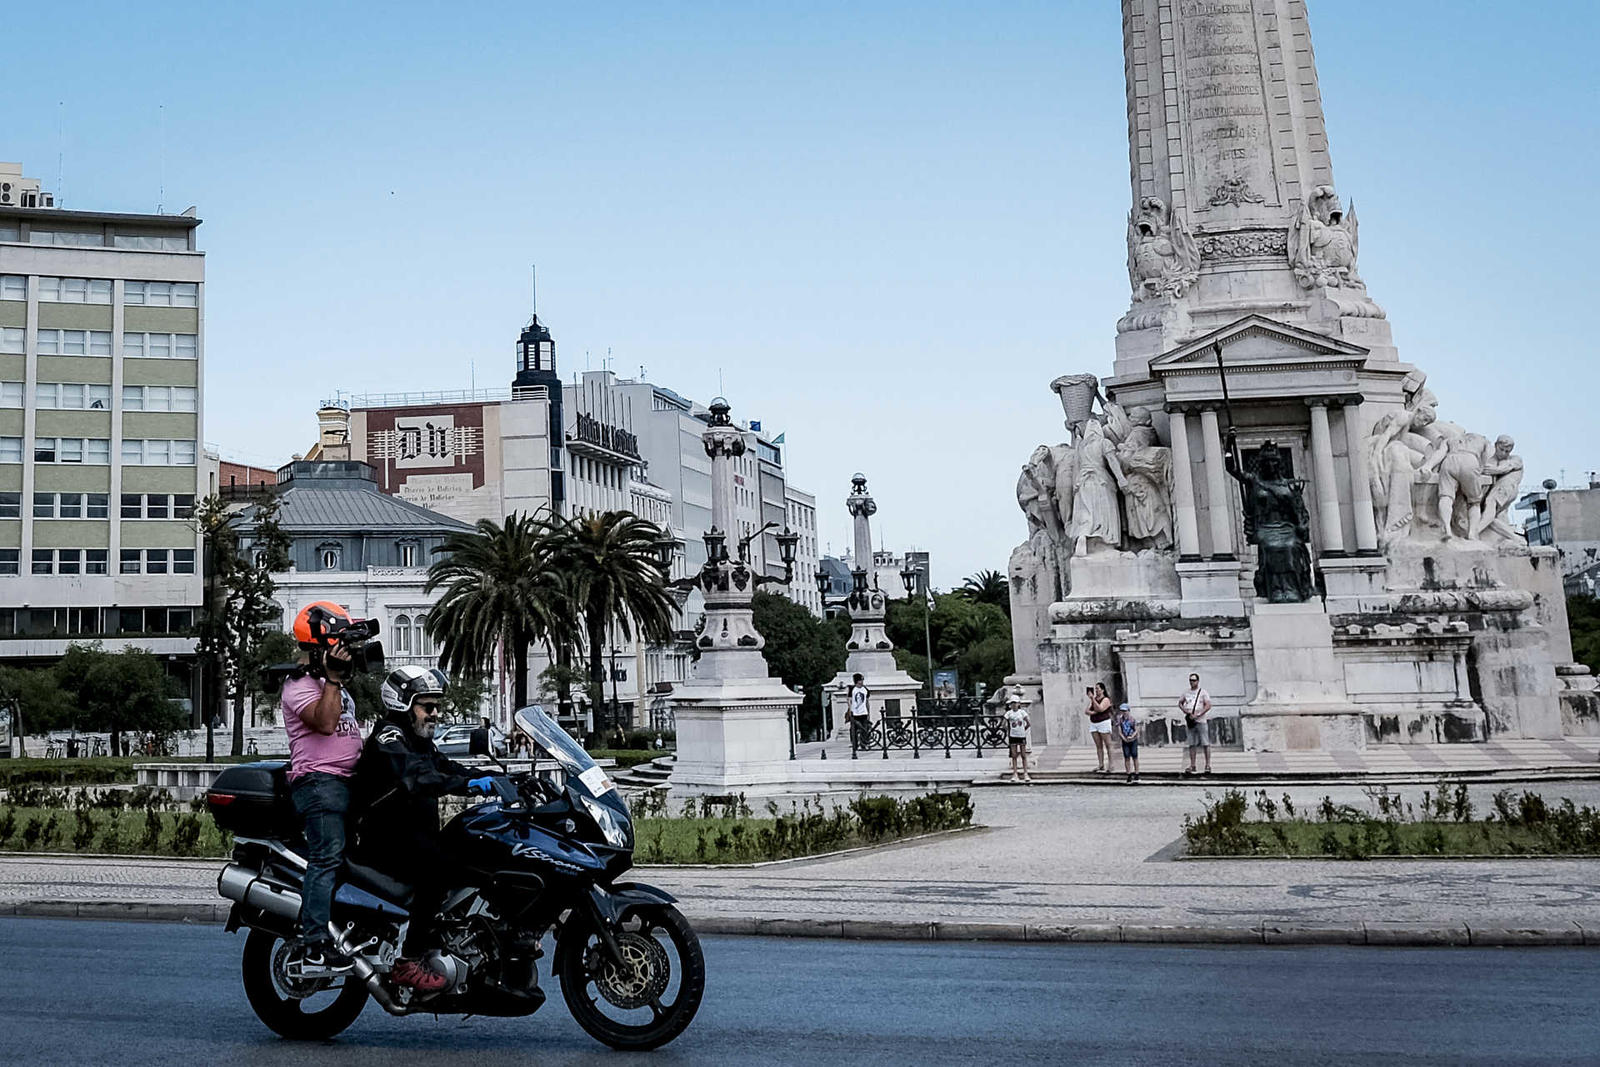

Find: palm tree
[544,511,676,728]
[960,569,1010,616]
[425,512,569,712]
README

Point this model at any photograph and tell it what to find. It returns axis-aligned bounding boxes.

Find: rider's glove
[467,776,498,795]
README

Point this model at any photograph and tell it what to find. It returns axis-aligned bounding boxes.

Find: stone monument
[1005,0,1596,752]
[668,399,803,793]
[824,475,923,732]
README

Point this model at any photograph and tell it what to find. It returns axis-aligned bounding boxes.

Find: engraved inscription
[1179,0,1278,210]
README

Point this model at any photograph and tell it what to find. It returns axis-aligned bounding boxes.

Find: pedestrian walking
[1178,672,1212,775]
[848,673,872,752]
[1114,702,1140,782]
[1086,682,1115,773]
[1004,699,1032,783]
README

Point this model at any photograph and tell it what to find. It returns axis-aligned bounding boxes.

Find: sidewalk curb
[6,902,1596,947]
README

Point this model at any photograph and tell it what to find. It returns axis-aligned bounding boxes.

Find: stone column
[1199,406,1233,560]
[1307,400,1346,557]
[1343,402,1380,554]
[1168,408,1201,560]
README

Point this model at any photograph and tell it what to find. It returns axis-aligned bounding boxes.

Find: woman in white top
[1086,683,1116,773]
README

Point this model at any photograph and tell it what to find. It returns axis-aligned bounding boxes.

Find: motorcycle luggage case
[205,761,297,838]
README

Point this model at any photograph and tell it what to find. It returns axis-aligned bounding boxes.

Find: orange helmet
[293,601,353,649]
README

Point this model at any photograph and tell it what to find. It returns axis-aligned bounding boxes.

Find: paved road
[3,917,1598,1066]
[8,781,1600,928]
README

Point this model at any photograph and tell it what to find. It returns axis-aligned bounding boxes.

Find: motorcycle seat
[340,859,414,906]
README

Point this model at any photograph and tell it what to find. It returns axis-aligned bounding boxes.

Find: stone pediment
[1150,315,1369,406]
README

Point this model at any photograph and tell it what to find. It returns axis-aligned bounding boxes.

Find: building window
[174,548,195,574]
[122,281,198,307]
[399,541,416,567]
[112,233,189,252]
[36,381,112,409]
[33,493,53,518]
[121,439,197,466]
[36,277,112,304]
[58,493,84,519]
[34,330,113,358]
[58,549,81,575]
[415,615,433,658]
[87,493,108,519]
[319,543,341,570]
[173,494,194,519]
[0,549,17,575]
[0,437,21,463]
[0,276,25,300]
[121,332,198,360]
[146,494,170,519]
[0,328,22,354]
[122,385,197,411]
[0,492,17,518]
[30,230,103,248]
[122,494,143,518]
[120,549,141,574]
[85,549,107,575]
[32,549,52,574]
[393,614,413,655]
[146,549,169,575]
[0,381,20,406]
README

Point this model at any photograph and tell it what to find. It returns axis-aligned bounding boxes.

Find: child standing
[1114,702,1140,783]
[1004,699,1032,784]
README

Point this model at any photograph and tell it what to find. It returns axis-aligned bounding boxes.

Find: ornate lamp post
[900,562,935,704]
[662,398,803,794]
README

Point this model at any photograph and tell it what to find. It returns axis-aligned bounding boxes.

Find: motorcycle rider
[352,665,500,993]
[280,602,361,969]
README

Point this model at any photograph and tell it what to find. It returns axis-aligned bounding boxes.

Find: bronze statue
[1225,433,1314,603]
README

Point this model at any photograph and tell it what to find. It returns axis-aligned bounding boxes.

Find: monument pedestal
[670,677,802,796]
[1241,601,1366,752]
[1176,560,1246,618]
[1320,555,1390,615]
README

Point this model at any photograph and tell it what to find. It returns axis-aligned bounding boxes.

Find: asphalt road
[2,918,1597,1066]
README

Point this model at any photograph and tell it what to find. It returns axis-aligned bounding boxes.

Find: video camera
[307,617,386,677]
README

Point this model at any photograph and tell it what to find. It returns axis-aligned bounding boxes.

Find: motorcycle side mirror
[468,727,492,757]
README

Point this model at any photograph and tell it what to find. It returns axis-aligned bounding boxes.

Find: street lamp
[900,563,935,704]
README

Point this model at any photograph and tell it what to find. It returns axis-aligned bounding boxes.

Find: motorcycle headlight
[579,793,631,849]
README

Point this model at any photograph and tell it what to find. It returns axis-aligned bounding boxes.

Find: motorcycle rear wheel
[241,928,369,1041]
[556,903,705,1051]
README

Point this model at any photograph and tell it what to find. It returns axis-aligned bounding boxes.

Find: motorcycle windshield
[512,705,616,799]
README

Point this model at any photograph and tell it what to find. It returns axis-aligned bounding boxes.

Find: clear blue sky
[8,1,1597,587]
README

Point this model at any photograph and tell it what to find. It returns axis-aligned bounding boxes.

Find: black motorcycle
[205,705,703,1051]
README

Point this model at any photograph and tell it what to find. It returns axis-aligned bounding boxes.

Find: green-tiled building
[0,163,204,707]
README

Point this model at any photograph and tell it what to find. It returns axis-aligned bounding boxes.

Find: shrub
[0,807,14,845]
[19,817,42,849]
[140,808,164,853]
[72,811,99,851]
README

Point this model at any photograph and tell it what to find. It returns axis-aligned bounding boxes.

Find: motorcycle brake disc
[591,932,671,1010]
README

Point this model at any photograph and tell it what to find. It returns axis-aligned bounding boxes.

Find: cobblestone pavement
[5,782,1600,928]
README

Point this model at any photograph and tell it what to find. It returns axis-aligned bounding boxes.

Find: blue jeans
[290,773,351,944]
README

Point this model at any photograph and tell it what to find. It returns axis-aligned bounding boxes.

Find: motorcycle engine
[424,923,488,995]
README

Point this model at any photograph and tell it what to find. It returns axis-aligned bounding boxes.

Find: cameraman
[281,601,365,969]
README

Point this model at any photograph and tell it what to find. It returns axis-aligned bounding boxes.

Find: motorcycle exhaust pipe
[218,863,301,922]
[330,924,406,1016]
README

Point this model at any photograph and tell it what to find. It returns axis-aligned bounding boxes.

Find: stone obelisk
[1114,0,1395,378]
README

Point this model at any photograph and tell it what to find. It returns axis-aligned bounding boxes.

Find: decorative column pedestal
[1240,601,1366,752]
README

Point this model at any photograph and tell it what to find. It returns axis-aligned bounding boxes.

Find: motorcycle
[204,705,703,1051]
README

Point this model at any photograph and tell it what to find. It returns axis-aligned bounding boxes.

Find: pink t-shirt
[281,674,362,781]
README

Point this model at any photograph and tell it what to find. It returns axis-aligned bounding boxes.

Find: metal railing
[848,706,1009,759]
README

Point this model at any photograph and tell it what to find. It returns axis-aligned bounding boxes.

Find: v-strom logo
[510,841,583,871]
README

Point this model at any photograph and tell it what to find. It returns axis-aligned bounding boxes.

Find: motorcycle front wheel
[556,903,705,1051]
[241,928,369,1041]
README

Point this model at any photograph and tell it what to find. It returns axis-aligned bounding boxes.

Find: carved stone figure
[1473,435,1524,542]
[1226,435,1313,603]
[1017,446,1063,546]
[1366,371,1441,544]
[1289,185,1362,289]
[1107,404,1173,550]
[1422,426,1495,541]
[1070,419,1127,557]
[1126,196,1200,302]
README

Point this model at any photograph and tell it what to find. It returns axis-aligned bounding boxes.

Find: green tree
[751,590,847,739]
[544,511,676,727]
[1570,595,1600,675]
[0,665,74,754]
[425,512,570,712]
[959,569,1010,617]
[196,493,291,757]
[886,592,1013,696]
[55,644,185,756]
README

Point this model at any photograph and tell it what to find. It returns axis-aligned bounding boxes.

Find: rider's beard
[415,716,437,739]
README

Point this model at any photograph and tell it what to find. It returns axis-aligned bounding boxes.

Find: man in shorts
[1004,699,1032,784]
[1178,673,1211,774]
[1114,702,1140,783]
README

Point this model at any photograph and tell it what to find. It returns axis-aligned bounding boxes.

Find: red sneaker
[391,958,448,994]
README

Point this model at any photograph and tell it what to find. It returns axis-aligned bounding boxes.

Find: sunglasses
[416,702,442,713]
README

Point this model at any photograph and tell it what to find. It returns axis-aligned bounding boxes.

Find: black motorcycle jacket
[352,710,475,846]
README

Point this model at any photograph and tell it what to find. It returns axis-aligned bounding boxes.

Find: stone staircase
[613,754,675,792]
